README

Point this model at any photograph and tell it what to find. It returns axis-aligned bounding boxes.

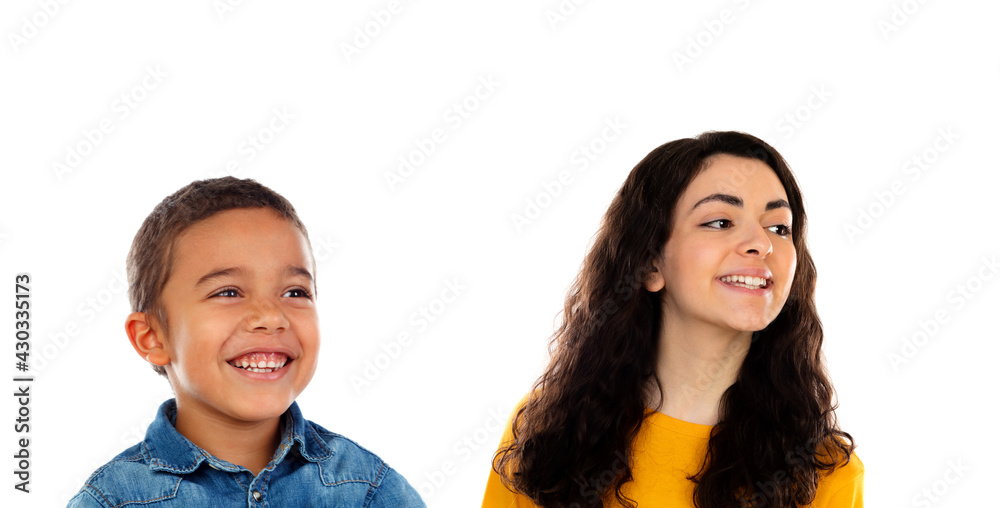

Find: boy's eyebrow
[195,266,252,287]
[690,193,790,212]
[195,266,313,287]
[286,266,313,282]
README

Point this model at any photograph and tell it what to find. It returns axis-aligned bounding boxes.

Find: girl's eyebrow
[692,193,741,210]
[765,199,790,211]
[691,193,790,212]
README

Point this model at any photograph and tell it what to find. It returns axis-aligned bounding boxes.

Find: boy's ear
[644,258,666,293]
[126,312,170,367]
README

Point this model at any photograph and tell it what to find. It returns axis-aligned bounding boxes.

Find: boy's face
[157,207,319,426]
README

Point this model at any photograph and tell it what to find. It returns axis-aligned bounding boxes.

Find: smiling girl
[483,132,863,507]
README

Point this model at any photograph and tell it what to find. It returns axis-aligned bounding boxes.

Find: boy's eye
[212,288,240,298]
[767,224,792,236]
[702,219,733,230]
[283,288,312,299]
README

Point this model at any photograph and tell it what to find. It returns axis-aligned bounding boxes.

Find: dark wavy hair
[493,131,855,507]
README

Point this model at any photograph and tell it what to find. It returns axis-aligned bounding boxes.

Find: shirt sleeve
[66,490,107,508]
[811,452,865,507]
[482,463,541,508]
[481,398,542,508]
[369,466,427,508]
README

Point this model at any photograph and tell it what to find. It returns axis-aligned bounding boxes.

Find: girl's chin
[723,319,774,334]
[722,308,781,331]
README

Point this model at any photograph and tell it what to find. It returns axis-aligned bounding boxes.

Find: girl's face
[646,154,797,334]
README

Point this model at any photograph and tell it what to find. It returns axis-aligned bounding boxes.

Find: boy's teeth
[228,352,289,371]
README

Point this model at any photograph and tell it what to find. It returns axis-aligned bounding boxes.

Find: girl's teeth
[721,275,767,288]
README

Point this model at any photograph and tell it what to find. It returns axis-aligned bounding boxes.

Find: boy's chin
[209,393,298,424]
[224,402,294,424]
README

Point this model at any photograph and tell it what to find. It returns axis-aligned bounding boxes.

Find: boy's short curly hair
[126,177,312,376]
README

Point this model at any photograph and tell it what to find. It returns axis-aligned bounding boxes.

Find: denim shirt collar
[142,399,334,474]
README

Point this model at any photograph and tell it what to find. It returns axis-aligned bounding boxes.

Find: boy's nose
[246,298,289,333]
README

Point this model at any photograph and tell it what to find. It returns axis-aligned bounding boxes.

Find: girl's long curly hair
[493,131,855,507]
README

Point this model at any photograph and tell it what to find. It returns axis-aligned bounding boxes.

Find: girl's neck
[650,321,751,426]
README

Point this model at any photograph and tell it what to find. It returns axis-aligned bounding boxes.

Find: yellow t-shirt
[482,408,864,507]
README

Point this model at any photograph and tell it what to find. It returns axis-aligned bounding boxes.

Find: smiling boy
[69,178,424,507]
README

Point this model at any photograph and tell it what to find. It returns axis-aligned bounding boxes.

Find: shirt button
[252,490,262,502]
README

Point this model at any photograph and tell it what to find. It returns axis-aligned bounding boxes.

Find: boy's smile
[227,351,290,374]
[154,207,319,430]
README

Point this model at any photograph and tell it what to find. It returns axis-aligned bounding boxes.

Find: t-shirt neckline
[643,409,714,439]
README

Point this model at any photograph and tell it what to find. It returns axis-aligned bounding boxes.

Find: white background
[2,1,998,506]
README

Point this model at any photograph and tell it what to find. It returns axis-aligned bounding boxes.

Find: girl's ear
[126,312,170,367]
[645,259,665,292]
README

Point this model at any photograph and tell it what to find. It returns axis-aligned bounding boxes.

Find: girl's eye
[768,224,792,236]
[283,288,313,299]
[213,288,240,298]
[702,219,733,229]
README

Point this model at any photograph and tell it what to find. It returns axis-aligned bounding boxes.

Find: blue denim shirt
[68,399,425,507]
